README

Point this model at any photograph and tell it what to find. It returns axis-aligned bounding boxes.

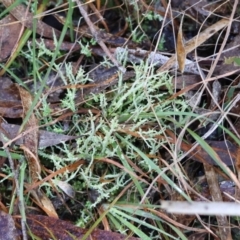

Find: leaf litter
[0,1,240,239]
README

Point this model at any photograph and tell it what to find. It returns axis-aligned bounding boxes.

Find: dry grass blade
[0,122,78,148]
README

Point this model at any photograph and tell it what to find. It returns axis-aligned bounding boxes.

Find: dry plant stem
[88,2,109,32]
[76,0,125,73]
[195,214,217,238]
[152,1,172,54]
[150,208,207,233]
[0,134,27,240]
[204,164,232,240]
[15,86,58,216]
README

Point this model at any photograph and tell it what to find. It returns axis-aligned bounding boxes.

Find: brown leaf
[30,189,58,219]
[0,211,19,240]
[177,16,186,73]
[24,215,140,240]
[0,77,22,118]
[0,15,22,62]
[16,85,40,183]
[157,18,229,73]
[0,122,78,148]
[1,0,62,39]
[16,86,58,218]
[182,140,237,166]
[166,130,237,166]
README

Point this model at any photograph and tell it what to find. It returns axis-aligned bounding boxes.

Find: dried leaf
[1,0,62,39]
[0,14,22,62]
[0,77,22,118]
[16,86,58,218]
[183,140,237,166]
[33,189,58,219]
[53,180,75,198]
[0,122,78,148]
[177,16,186,73]
[0,211,19,240]
[25,215,140,240]
[16,85,40,183]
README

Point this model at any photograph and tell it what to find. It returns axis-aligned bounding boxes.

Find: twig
[75,0,126,73]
